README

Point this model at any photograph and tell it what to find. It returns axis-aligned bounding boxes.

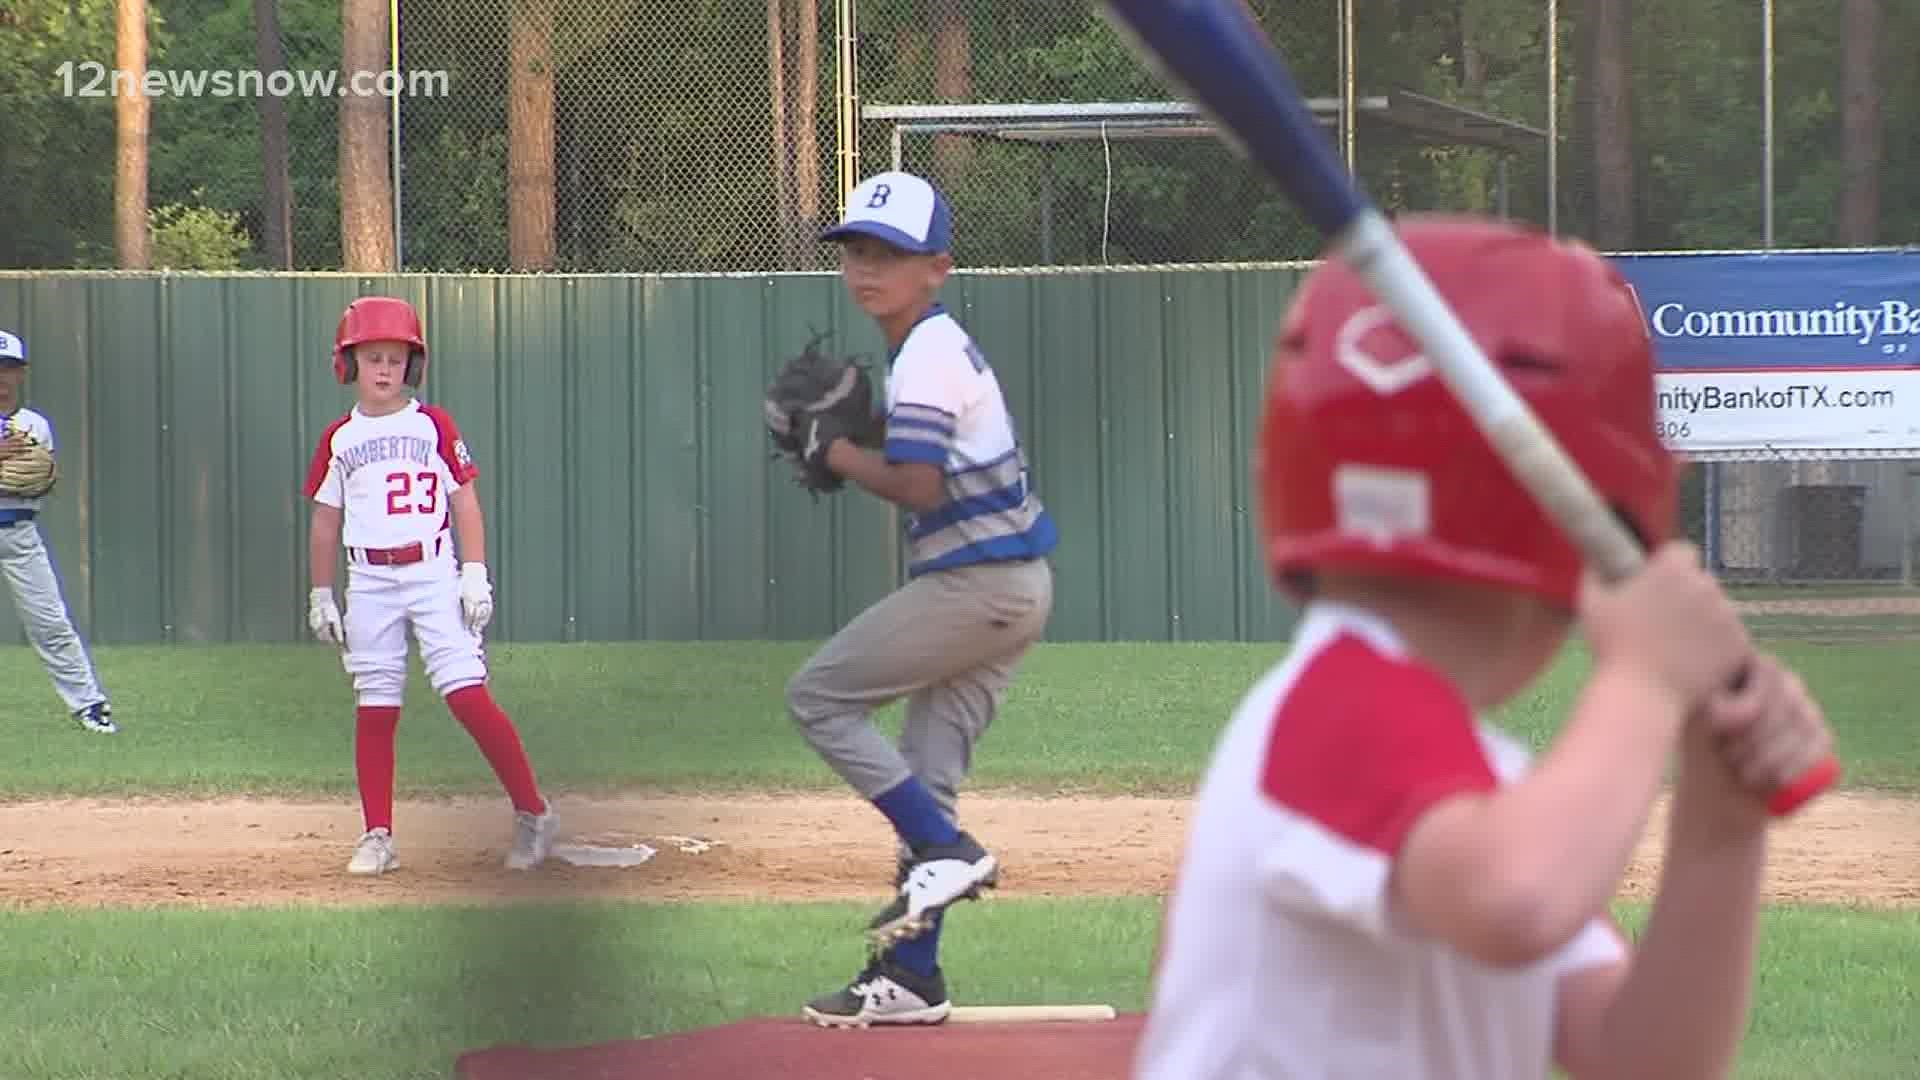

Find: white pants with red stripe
[341,553,487,707]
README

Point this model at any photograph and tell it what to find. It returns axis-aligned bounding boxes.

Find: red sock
[355,706,401,832]
[446,685,546,815]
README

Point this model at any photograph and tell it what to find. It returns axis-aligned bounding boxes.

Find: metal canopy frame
[864,94,1549,263]
[866,93,1546,155]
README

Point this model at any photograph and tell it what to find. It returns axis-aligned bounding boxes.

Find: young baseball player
[1132,217,1835,1080]
[0,330,116,734]
[786,170,1058,1027]
[303,296,556,876]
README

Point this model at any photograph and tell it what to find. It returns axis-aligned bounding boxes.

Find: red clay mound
[454,1014,1146,1080]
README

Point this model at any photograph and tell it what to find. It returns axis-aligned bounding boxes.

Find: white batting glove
[459,562,494,637]
[308,587,344,645]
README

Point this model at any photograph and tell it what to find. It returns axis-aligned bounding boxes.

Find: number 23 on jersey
[386,470,441,515]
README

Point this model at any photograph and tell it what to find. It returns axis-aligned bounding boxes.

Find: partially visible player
[1132,217,1833,1080]
[784,171,1058,1027]
[0,329,115,734]
[303,297,556,875]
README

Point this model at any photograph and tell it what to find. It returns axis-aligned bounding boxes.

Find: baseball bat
[1098,0,1839,818]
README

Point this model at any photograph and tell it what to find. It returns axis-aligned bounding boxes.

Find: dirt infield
[3,789,1918,910]
[8,789,1914,1079]
[1736,595,1920,617]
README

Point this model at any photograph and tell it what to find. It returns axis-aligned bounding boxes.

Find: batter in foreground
[1133,217,1835,1080]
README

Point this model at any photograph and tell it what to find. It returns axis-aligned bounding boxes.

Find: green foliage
[145,0,344,269]
[0,0,124,267]
[2,0,1916,270]
[149,200,254,270]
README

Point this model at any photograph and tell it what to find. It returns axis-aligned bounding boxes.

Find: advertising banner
[1611,251,1920,458]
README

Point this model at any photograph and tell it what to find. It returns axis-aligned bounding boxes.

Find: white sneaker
[506,804,557,870]
[348,828,397,875]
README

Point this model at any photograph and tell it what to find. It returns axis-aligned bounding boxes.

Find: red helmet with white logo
[333,296,428,386]
[1257,215,1677,610]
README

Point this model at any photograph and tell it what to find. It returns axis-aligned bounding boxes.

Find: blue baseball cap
[820,171,953,255]
[0,331,24,366]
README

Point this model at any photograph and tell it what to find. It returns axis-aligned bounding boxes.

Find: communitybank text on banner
[1612,250,1920,458]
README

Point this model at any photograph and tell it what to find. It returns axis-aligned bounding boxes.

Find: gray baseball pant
[786,557,1053,835]
[0,521,107,713]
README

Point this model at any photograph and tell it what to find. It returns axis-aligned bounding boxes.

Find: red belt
[351,536,442,565]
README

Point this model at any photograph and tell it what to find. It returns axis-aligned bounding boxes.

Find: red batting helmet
[1256,215,1677,611]
[334,296,428,386]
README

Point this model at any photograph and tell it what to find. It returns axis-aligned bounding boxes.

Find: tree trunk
[1456,0,1490,210]
[767,0,793,267]
[1458,0,1487,98]
[895,25,923,78]
[338,0,395,271]
[793,0,822,268]
[254,0,294,268]
[115,0,150,270]
[931,0,972,177]
[1838,0,1881,245]
[1586,0,1634,248]
[508,0,557,270]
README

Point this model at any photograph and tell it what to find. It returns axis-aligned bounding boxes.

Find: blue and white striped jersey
[883,304,1058,576]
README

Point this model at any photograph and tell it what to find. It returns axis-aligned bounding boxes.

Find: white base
[944,1004,1117,1024]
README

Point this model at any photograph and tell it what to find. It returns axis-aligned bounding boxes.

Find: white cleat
[348,828,398,875]
[506,804,557,870]
[867,831,999,947]
[75,703,116,735]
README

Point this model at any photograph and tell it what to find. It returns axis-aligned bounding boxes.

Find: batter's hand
[459,562,494,637]
[308,587,344,645]
[1577,541,1751,714]
[1695,652,1833,806]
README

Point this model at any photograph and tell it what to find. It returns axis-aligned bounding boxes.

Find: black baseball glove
[764,331,886,497]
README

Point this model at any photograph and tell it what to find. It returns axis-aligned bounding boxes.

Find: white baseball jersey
[302,399,477,555]
[882,303,1057,576]
[0,407,56,513]
[1133,601,1625,1080]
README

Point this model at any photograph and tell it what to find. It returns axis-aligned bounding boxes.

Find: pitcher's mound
[454,1013,1147,1080]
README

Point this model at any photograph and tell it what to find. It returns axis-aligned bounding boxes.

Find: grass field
[5,635,1920,798]
[3,631,1918,1078]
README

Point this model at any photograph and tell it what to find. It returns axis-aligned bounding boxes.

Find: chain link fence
[11,2,1911,273]
[852,1,1334,267]
[1716,453,1920,638]
[395,0,1342,271]
[394,0,836,273]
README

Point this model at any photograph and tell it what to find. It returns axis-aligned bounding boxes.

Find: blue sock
[888,911,943,977]
[871,775,959,850]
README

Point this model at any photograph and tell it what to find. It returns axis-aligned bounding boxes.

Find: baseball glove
[0,429,56,499]
[764,331,886,497]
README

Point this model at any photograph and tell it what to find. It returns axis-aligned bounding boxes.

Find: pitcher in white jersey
[303,297,557,876]
[1135,218,1834,1080]
[783,171,1057,1028]
[0,329,115,734]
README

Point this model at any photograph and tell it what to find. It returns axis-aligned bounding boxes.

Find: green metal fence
[0,267,1308,646]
